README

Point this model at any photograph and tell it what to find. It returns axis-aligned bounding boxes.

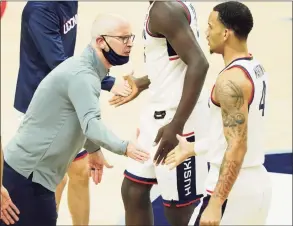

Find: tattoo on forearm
[213,156,241,201]
[213,79,248,202]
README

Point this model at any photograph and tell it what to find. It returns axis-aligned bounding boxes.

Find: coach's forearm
[84,118,128,155]
[83,139,101,154]
[172,62,209,127]
[210,144,246,206]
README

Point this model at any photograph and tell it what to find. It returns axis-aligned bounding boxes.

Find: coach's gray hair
[90,13,129,45]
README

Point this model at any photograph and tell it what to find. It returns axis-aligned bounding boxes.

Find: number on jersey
[259,80,266,116]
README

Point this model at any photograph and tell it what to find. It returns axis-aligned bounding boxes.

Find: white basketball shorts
[124,95,210,208]
[189,163,272,225]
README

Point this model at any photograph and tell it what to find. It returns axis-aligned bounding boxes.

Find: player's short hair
[213,1,253,40]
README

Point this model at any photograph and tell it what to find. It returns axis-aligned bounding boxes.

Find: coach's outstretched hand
[88,151,113,185]
[153,122,183,165]
[125,142,150,163]
[1,185,20,225]
[108,73,140,107]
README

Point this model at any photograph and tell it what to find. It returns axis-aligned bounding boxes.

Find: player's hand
[125,142,150,163]
[110,77,132,97]
[153,122,183,165]
[199,202,222,226]
[164,134,195,170]
[88,150,113,185]
[1,185,20,225]
[108,73,140,107]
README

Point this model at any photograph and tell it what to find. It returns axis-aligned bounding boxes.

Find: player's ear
[223,28,229,41]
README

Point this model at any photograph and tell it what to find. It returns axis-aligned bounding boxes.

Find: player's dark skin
[121,2,209,226]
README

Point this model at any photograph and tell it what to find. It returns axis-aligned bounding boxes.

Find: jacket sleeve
[68,73,128,155]
[28,6,68,70]
[83,139,101,154]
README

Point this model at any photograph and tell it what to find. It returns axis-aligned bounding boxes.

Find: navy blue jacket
[14,1,115,113]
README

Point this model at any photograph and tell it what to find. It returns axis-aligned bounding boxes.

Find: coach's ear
[96,36,106,50]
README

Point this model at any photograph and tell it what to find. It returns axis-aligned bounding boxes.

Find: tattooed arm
[209,67,253,206]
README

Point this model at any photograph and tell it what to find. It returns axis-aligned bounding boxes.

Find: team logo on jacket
[63,14,78,34]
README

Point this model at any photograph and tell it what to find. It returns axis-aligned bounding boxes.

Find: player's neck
[222,42,249,66]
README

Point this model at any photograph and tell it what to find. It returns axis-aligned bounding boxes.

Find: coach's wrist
[120,140,129,156]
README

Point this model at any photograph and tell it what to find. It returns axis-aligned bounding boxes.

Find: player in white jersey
[164,1,272,225]
[109,1,209,225]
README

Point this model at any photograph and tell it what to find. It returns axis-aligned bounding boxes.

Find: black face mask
[102,42,129,66]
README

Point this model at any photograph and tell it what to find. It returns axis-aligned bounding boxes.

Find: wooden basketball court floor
[1,2,292,225]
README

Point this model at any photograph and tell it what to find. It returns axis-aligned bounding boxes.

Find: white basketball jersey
[142,0,202,110]
[206,56,268,168]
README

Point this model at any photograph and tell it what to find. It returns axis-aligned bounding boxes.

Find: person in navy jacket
[13,2,131,225]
